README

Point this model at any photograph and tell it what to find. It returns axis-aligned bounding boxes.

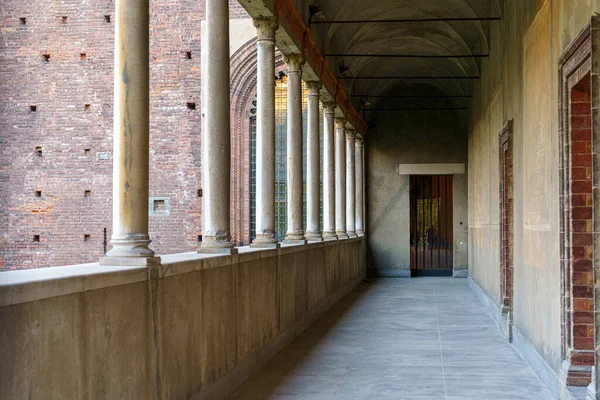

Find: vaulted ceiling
[304,0,503,121]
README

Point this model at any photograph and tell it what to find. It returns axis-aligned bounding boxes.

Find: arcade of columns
[100,0,365,265]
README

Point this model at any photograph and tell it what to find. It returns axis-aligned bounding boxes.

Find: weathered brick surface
[0,1,249,270]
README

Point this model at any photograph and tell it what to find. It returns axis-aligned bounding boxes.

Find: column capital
[253,18,278,41]
[306,81,322,95]
[283,53,305,72]
[334,117,346,129]
[345,129,356,140]
[355,135,363,145]
[322,101,336,113]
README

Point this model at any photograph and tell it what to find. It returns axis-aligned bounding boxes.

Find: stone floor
[228,277,554,400]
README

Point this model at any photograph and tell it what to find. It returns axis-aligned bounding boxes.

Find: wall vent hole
[20,17,26,25]
[42,54,50,62]
[84,148,91,156]
[104,15,111,23]
[35,146,43,156]
[35,190,41,198]
[197,235,202,242]
[187,102,196,110]
[84,104,90,110]
[80,53,87,61]
[185,51,192,59]
[33,235,40,242]
[84,234,91,242]
[62,16,67,23]
[197,188,203,197]
[30,105,37,112]
[154,199,165,211]
[84,190,91,198]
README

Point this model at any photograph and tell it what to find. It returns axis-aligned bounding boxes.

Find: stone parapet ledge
[0,263,148,307]
[0,237,366,308]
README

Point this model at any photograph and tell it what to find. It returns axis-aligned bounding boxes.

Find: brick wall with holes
[567,74,595,384]
[0,1,250,270]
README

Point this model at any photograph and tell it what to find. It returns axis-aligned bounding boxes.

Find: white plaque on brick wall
[397,163,465,175]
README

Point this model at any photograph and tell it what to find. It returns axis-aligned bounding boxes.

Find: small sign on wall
[398,163,465,175]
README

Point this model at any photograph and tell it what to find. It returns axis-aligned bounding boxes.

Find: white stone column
[335,117,348,239]
[101,0,158,266]
[346,129,357,238]
[251,18,278,248]
[199,0,236,254]
[283,54,306,244]
[305,81,322,241]
[322,102,337,240]
[355,136,365,236]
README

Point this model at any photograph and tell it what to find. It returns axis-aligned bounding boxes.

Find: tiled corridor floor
[228,278,553,400]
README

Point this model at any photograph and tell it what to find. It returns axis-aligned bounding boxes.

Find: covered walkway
[230,278,553,400]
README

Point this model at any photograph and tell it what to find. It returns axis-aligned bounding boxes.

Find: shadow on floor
[228,278,553,400]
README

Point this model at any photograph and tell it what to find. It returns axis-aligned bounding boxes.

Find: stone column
[250,18,278,248]
[346,129,357,238]
[322,102,337,240]
[305,81,322,241]
[100,0,158,266]
[199,0,236,254]
[283,54,306,244]
[335,118,348,239]
[355,136,365,236]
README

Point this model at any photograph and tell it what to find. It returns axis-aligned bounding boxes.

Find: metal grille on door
[410,175,453,271]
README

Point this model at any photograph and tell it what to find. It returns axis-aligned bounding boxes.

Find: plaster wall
[467,0,600,375]
[0,238,366,400]
[365,109,468,277]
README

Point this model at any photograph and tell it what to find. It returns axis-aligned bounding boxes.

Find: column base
[323,231,338,241]
[336,231,349,239]
[102,236,157,265]
[198,237,238,255]
[250,233,278,248]
[356,230,365,237]
[347,231,358,238]
[99,256,161,267]
[282,239,308,245]
[305,231,323,242]
[250,240,279,249]
[198,246,238,255]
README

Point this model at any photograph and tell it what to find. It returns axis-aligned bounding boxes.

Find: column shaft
[322,103,337,240]
[335,118,348,239]
[284,54,306,243]
[199,0,235,253]
[346,130,357,238]
[101,0,157,265]
[251,19,278,248]
[305,82,322,241]
[355,137,365,236]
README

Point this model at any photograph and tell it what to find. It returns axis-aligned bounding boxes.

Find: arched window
[249,75,323,241]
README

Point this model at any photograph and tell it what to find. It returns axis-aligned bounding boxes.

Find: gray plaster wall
[365,109,468,278]
[467,0,600,376]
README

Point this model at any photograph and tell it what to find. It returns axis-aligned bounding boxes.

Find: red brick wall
[0,1,250,270]
[567,73,594,384]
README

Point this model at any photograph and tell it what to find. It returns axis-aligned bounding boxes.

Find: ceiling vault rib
[327,54,488,58]
[312,17,501,24]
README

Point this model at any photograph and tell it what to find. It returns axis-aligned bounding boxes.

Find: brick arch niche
[230,37,286,245]
[558,18,600,388]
